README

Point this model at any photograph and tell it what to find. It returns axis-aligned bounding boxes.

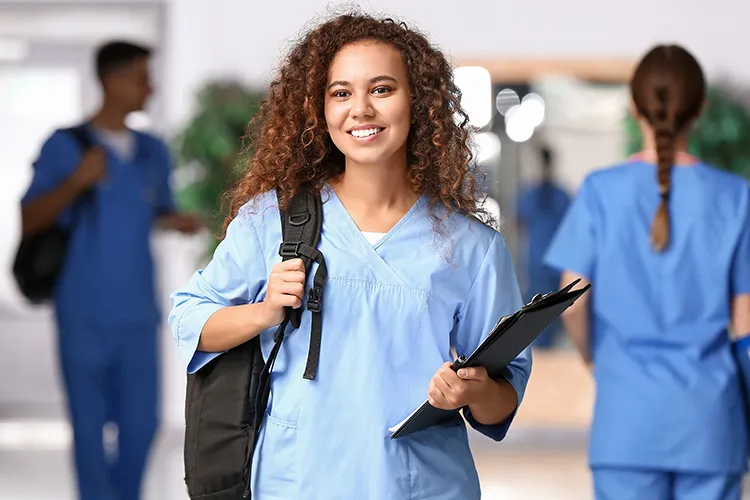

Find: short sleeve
[21,130,83,227]
[731,186,750,295]
[452,232,532,441]
[544,175,598,279]
[154,139,176,216]
[168,214,268,373]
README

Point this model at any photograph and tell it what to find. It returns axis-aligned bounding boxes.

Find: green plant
[173,81,265,250]
[625,85,750,180]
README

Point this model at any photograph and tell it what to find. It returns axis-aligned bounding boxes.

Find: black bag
[13,125,94,304]
[184,186,327,499]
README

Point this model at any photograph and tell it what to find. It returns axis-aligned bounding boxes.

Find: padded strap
[63,124,96,211]
[279,189,322,327]
[303,250,327,380]
[277,187,326,380]
[65,124,95,152]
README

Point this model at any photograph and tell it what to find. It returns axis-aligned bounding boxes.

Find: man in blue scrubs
[515,146,570,347]
[20,41,201,500]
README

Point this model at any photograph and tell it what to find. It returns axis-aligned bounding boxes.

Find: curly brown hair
[223,11,490,236]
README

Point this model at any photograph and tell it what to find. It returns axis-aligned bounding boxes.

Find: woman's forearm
[731,294,750,338]
[560,271,592,366]
[198,302,277,352]
[468,378,518,425]
[562,305,591,365]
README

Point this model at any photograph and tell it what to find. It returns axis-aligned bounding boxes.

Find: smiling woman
[325,46,411,170]
[222,13,493,234]
[169,11,532,500]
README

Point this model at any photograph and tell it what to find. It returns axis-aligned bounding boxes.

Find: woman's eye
[332,90,350,98]
[373,86,392,95]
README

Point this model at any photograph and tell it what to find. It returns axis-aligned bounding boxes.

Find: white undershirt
[94,127,136,162]
[361,231,386,245]
[360,197,500,245]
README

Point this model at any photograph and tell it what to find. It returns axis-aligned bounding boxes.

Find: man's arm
[157,212,204,234]
[151,139,204,235]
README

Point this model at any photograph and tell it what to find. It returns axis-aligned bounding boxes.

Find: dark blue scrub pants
[593,468,742,500]
[57,318,159,500]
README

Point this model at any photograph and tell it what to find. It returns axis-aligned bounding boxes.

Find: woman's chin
[341,148,407,169]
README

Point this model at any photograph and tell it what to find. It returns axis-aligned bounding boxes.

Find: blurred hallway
[3,424,748,499]
[0,422,593,500]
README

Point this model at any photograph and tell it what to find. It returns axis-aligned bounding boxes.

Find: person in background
[20,41,201,500]
[544,44,750,500]
[516,145,570,347]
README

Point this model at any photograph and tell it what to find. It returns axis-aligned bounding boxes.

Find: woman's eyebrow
[327,75,398,90]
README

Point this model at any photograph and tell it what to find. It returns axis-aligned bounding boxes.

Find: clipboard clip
[559,277,582,294]
[450,355,467,371]
[527,278,584,307]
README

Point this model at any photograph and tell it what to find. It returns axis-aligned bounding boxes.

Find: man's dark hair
[95,41,151,80]
[540,145,553,169]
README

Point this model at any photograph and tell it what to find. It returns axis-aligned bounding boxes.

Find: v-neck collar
[85,123,142,165]
[323,184,426,251]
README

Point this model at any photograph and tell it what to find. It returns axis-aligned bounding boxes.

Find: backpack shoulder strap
[277,185,326,380]
[246,186,327,498]
[62,124,95,153]
[62,124,96,207]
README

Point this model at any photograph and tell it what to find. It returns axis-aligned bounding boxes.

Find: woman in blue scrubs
[545,44,750,500]
[169,13,531,500]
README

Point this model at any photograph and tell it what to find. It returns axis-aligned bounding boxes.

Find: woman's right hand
[261,258,307,328]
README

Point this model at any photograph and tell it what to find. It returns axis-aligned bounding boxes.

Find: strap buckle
[307,286,322,313]
[289,212,310,226]
[279,241,301,258]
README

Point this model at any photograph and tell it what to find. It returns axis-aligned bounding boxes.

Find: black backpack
[184,186,327,499]
[13,125,94,304]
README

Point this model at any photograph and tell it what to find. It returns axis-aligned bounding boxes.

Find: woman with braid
[545,45,750,500]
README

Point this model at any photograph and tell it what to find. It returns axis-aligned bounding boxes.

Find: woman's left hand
[427,362,496,410]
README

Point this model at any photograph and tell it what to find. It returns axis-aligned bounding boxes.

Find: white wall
[162,0,748,129]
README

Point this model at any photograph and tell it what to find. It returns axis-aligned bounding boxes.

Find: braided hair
[630,45,705,251]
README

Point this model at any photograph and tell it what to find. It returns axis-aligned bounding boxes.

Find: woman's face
[324,41,411,169]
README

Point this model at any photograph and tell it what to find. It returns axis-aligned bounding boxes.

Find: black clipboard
[388,279,591,439]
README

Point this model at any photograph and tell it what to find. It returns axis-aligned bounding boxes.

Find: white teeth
[351,128,381,138]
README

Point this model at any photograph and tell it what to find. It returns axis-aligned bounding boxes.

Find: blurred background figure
[515,145,570,348]
[545,44,750,500]
[18,40,200,500]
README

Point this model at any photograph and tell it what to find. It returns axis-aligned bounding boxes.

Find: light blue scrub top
[170,187,532,500]
[545,160,750,474]
[21,126,175,327]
